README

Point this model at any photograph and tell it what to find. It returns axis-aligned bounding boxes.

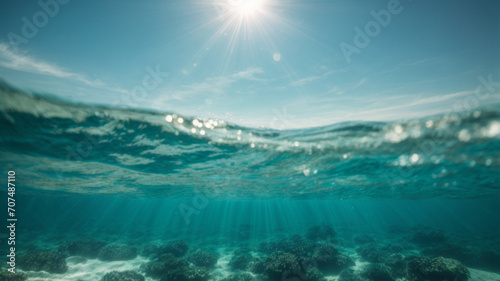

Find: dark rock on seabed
[229,248,253,270]
[411,228,448,245]
[142,240,189,259]
[18,250,68,274]
[313,244,355,274]
[101,270,145,281]
[264,251,300,281]
[58,239,106,259]
[188,250,218,268]
[359,264,395,281]
[222,272,256,281]
[97,243,137,261]
[338,269,367,281]
[406,256,470,281]
[0,271,28,281]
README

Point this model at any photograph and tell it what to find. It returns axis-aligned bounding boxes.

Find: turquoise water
[0,83,499,280]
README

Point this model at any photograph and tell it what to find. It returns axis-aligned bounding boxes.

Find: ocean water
[0,83,499,281]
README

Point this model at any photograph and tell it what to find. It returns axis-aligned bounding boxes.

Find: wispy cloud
[0,43,128,94]
[161,67,265,101]
[290,70,336,87]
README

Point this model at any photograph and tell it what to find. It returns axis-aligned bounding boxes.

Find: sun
[228,0,264,16]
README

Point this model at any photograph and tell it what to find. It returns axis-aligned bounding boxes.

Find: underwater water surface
[0,83,499,281]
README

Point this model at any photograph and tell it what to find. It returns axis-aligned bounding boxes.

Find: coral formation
[229,248,253,270]
[264,251,300,280]
[58,239,106,258]
[0,271,28,281]
[359,264,395,281]
[406,256,470,281]
[97,244,138,261]
[18,250,68,274]
[101,270,145,281]
[188,250,218,268]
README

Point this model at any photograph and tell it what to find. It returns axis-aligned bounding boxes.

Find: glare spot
[193,119,200,126]
[250,143,255,148]
[485,159,492,166]
[191,128,196,133]
[410,129,422,138]
[487,121,500,137]
[458,129,471,142]
[177,117,184,124]
[425,120,434,128]
[237,136,241,141]
[294,141,299,147]
[410,153,420,163]
[273,53,281,62]
[343,154,348,159]
[166,115,173,122]
[237,130,242,135]
[303,168,311,177]
[394,125,403,134]
[200,130,206,136]
[313,169,318,174]
[213,121,219,127]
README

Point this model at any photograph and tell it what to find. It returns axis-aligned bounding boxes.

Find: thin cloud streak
[0,43,128,94]
[157,67,265,102]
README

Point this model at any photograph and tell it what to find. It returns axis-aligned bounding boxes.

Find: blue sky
[0,0,499,128]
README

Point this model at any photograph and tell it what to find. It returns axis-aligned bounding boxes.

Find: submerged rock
[421,242,472,264]
[412,228,448,245]
[305,266,325,281]
[313,244,354,274]
[97,244,138,261]
[0,271,28,281]
[143,240,189,259]
[141,253,210,281]
[356,244,392,263]
[264,252,300,280]
[159,265,210,281]
[188,250,218,268]
[141,253,188,279]
[407,256,470,281]
[359,264,395,281]
[259,235,316,258]
[101,270,145,281]
[18,250,68,274]
[353,235,375,244]
[163,240,189,258]
[58,239,106,259]
[338,269,367,281]
[229,248,253,270]
[248,257,266,274]
[384,253,407,278]
[222,273,256,281]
